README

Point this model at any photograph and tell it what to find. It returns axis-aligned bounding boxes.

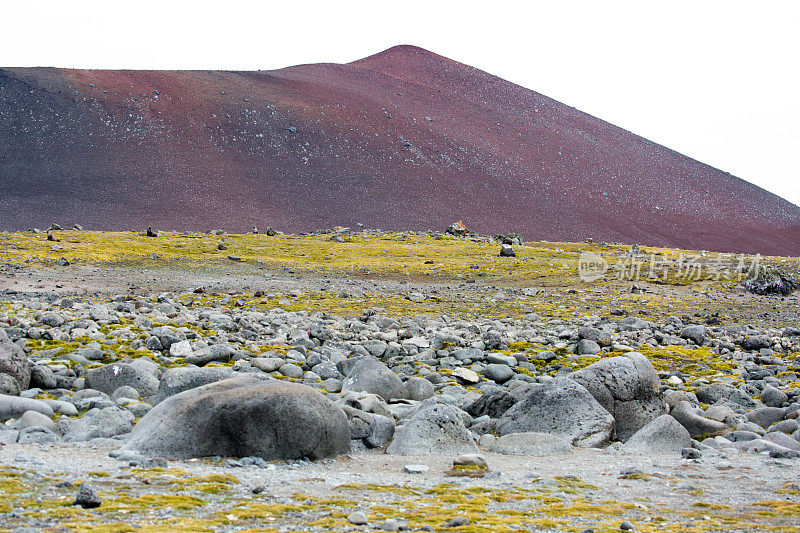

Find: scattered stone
[402,464,429,474]
[445,516,470,528]
[347,511,368,525]
[499,245,516,257]
[73,483,102,509]
[453,454,487,467]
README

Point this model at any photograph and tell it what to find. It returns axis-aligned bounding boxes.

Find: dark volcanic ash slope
[1,45,798,256]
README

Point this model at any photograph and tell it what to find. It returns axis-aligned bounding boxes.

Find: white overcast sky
[4,0,799,207]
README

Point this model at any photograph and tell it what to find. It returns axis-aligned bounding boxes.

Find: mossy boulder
[569,352,665,442]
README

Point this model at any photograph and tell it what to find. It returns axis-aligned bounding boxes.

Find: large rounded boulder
[85,362,159,398]
[0,329,30,395]
[570,352,665,441]
[497,377,614,447]
[119,377,350,460]
[387,403,478,455]
[342,356,408,401]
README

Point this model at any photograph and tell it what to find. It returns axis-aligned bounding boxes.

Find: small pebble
[620,520,634,531]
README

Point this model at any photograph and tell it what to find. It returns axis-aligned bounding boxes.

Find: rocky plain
[1,228,799,532]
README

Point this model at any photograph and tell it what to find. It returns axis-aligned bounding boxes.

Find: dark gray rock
[680,325,706,345]
[570,352,665,441]
[30,365,57,389]
[73,483,102,509]
[497,377,614,447]
[0,329,30,394]
[464,386,518,419]
[85,363,159,398]
[342,356,408,401]
[119,377,350,460]
[387,403,478,455]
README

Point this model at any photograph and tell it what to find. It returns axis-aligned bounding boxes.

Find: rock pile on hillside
[1,293,799,461]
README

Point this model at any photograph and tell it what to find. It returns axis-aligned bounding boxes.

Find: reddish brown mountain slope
[1,45,798,255]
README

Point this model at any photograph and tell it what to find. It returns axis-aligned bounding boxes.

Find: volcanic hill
[1,45,798,255]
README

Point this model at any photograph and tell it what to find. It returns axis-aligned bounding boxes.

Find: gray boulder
[184,344,237,366]
[30,365,57,389]
[153,367,238,404]
[576,339,602,355]
[487,432,573,456]
[761,385,788,407]
[695,382,756,409]
[680,325,706,345]
[405,377,435,401]
[464,386,518,419]
[484,363,514,384]
[17,426,61,444]
[0,329,30,394]
[342,356,408,401]
[570,352,665,441]
[85,363,159,398]
[669,401,727,437]
[119,377,350,460]
[497,377,614,447]
[61,406,135,441]
[0,394,54,420]
[341,405,395,449]
[747,407,785,429]
[19,410,55,431]
[387,403,478,455]
[764,432,800,451]
[623,414,692,454]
